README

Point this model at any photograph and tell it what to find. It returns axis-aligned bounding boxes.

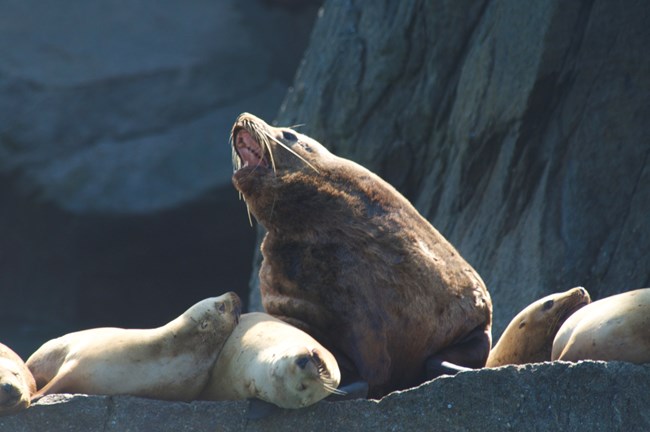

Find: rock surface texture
[0,0,320,357]
[256,0,650,336]
[1,362,649,431]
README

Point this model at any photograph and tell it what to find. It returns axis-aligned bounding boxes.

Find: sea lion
[230,112,492,398]
[200,312,341,410]
[486,287,590,367]
[26,292,241,401]
[0,343,36,416]
[552,288,650,363]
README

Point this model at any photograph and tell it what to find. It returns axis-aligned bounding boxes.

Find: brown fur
[0,343,36,416]
[231,113,492,398]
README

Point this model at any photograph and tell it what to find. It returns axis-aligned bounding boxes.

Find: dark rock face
[268,0,650,336]
[2,362,649,431]
[0,0,321,358]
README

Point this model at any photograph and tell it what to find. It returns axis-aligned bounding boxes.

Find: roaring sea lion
[200,312,341,410]
[0,343,36,416]
[27,292,241,401]
[486,287,590,367]
[552,288,650,363]
[230,112,492,398]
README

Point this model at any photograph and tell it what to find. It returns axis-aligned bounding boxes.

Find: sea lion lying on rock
[0,343,36,416]
[230,112,492,398]
[552,288,650,364]
[486,287,590,367]
[200,312,341,414]
[27,292,241,401]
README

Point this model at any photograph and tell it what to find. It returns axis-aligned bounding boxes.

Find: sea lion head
[0,346,35,416]
[267,345,342,408]
[173,292,242,354]
[487,286,591,367]
[230,112,362,229]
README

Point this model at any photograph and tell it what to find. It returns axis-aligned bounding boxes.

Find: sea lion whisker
[321,382,346,395]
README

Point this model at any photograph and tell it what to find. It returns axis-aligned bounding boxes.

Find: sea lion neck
[237,160,402,235]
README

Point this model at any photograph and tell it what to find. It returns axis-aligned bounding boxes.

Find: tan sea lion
[230,113,492,398]
[27,292,241,401]
[200,312,341,410]
[0,343,36,416]
[486,287,590,367]
[552,288,650,363]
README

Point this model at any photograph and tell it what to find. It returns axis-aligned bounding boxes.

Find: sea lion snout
[0,382,22,406]
[219,292,242,316]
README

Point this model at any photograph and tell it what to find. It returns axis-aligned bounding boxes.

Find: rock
[0,0,322,358]
[246,0,650,337]
[1,361,649,431]
[0,0,319,213]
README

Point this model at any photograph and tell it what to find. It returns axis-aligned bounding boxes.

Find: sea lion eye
[218,303,226,313]
[542,300,554,310]
[282,130,297,141]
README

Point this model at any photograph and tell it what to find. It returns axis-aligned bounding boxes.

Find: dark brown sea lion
[552,288,650,363]
[486,286,590,367]
[0,343,36,416]
[230,113,492,398]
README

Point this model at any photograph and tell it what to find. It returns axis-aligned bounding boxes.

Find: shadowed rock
[1,362,649,431]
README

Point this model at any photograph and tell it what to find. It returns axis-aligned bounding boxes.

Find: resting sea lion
[230,112,492,398]
[27,292,241,401]
[0,343,36,416]
[200,312,341,410]
[552,288,650,363]
[486,287,590,367]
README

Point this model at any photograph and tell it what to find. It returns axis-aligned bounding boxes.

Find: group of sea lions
[2,113,649,417]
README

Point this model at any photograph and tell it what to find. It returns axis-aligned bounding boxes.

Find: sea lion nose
[1,383,19,400]
[295,355,310,369]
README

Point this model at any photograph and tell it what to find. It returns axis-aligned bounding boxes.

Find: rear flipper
[426,325,490,379]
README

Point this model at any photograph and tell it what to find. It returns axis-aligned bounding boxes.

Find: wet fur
[231,113,492,398]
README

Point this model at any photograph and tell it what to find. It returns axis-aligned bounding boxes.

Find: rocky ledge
[1,361,648,431]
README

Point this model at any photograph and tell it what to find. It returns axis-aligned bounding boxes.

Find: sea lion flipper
[246,398,282,420]
[426,359,471,377]
[426,325,491,379]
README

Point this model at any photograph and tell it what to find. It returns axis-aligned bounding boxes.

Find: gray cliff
[1,0,649,429]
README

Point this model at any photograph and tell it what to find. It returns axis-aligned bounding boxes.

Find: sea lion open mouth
[232,127,271,171]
